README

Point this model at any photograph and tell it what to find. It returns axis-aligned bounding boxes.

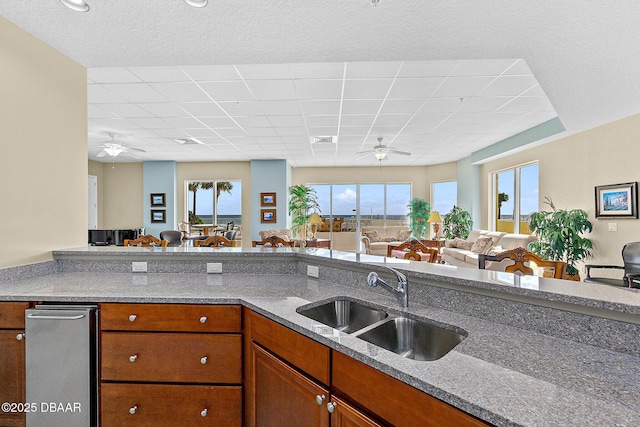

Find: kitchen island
[1,246,639,426]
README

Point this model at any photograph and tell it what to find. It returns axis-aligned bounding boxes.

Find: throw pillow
[382,236,399,242]
[471,236,494,254]
[363,230,380,242]
[398,229,413,241]
[487,245,505,256]
[452,237,474,250]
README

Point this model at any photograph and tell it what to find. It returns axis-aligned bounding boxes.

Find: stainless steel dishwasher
[25,305,98,427]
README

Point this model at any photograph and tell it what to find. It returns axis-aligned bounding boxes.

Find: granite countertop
[1,269,639,426]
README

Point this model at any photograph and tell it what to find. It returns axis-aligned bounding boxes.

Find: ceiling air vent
[174,138,204,145]
[311,136,337,144]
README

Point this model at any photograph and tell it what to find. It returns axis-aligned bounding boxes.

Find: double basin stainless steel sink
[296,298,466,361]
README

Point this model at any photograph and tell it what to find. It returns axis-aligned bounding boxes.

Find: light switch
[608,223,617,232]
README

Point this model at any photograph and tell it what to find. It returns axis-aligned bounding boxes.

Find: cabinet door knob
[199,316,208,324]
[315,395,326,406]
[129,314,137,322]
[129,354,138,363]
[327,402,337,414]
[129,405,137,415]
[200,409,208,417]
[200,356,208,365]
[16,333,25,341]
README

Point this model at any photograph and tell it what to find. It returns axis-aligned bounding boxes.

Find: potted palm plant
[288,185,320,239]
[407,198,431,239]
[527,197,593,279]
[442,206,473,239]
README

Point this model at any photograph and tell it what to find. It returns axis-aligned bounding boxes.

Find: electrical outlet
[307,265,319,278]
[132,261,147,273]
[207,263,223,274]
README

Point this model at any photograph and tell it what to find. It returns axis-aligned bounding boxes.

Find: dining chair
[159,230,183,247]
[123,234,168,248]
[252,236,295,247]
[387,239,439,263]
[478,247,566,279]
[194,235,234,247]
[585,242,640,287]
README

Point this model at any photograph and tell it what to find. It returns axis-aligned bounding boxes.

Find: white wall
[0,17,87,268]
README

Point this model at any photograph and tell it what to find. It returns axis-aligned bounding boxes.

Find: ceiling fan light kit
[183,0,208,7]
[58,0,90,12]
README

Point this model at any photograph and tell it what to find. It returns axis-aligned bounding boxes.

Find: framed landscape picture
[151,209,166,223]
[150,193,166,207]
[261,209,276,223]
[595,182,638,218]
[261,192,276,207]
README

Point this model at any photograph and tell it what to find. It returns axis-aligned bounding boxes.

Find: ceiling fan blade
[127,146,147,153]
[356,150,375,155]
[388,149,411,156]
[96,150,107,158]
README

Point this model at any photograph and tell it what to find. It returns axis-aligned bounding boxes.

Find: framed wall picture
[261,209,276,223]
[150,209,166,223]
[261,192,276,207]
[595,182,638,218]
[150,193,166,207]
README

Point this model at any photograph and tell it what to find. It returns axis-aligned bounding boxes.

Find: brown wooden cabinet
[0,302,30,427]
[100,303,242,426]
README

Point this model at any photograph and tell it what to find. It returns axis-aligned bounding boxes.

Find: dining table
[189,224,225,236]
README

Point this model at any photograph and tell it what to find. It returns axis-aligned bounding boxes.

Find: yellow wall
[480,113,640,269]
[0,17,87,268]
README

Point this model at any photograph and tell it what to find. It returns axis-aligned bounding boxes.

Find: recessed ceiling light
[183,0,208,7]
[175,138,204,145]
[58,0,90,12]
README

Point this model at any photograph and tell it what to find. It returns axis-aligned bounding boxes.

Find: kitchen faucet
[367,266,408,308]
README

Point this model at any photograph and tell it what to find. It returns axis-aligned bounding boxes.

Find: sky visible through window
[310,183,411,220]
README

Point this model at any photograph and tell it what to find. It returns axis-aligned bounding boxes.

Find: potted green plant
[407,198,431,239]
[527,197,593,279]
[442,205,473,239]
[288,185,320,239]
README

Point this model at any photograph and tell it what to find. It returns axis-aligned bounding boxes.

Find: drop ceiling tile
[338,127,371,136]
[276,127,308,136]
[129,117,173,129]
[503,59,534,75]
[341,100,383,114]
[432,76,496,98]
[451,59,518,77]
[345,62,402,78]
[408,113,449,127]
[91,118,142,130]
[219,101,265,116]
[420,97,466,113]
[290,63,345,79]
[88,105,114,119]
[387,78,442,98]
[182,65,241,81]
[200,117,242,128]
[246,79,298,100]
[88,84,129,103]
[379,99,426,114]
[88,68,142,83]
[498,96,555,113]
[183,128,220,138]
[458,97,512,113]
[397,61,457,78]
[340,115,375,127]
[102,83,168,103]
[370,126,403,135]
[139,102,188,117]
[479,75,539,96]
[150,82,211,102]
[374,114,413,126]
[100,103,154,118]
[300,100,341,115]
[267,115,306,127]
[214,128,247,137]
[199,81,255,101]
[129,67,191,83]
[235,63,293,79]
[259,101,302,115]
[343,79,393,99]
[306,116,339,127]
[308,126,339,135]
[163,117,207,128]
[245,128,279,137]
[295,79,343,100]
[178,102,226,117]
[233,116,273,127]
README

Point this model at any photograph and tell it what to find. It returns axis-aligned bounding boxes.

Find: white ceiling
[2,1,640,167]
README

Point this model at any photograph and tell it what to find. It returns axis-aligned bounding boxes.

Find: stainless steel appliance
[25,305,98,427]
[88,228,145,246]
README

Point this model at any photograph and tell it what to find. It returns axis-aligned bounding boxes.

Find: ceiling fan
[96,134,146,159]
[357,137,411,162]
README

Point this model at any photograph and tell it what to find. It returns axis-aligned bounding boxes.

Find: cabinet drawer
[0,302,30,329]
[101,383,241,426]
[100,303,241,333]
[101,332,242,384]
[246,309,330,386]
[332,350,489,427]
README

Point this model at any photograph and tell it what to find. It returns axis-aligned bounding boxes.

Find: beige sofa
[361,226,412,256]
[440,229,537,268]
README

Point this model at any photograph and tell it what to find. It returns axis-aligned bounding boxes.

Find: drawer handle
[200,356,208,365]
[201,409,208,417]
[315,395,326,406]
[16,333,25,341]
[199,316,208,324]
[327,402,337,414]
[129,405,137,415]
[129,354,138,363]
[129,314,137,322]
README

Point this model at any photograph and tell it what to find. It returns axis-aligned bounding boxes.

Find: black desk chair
[585,242,640,288]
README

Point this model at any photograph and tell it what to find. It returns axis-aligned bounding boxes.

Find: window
[492,163,538,234]
[186,180,242,226]
[432,181,457,216]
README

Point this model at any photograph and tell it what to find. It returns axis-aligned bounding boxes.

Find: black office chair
[584,242,640,288]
